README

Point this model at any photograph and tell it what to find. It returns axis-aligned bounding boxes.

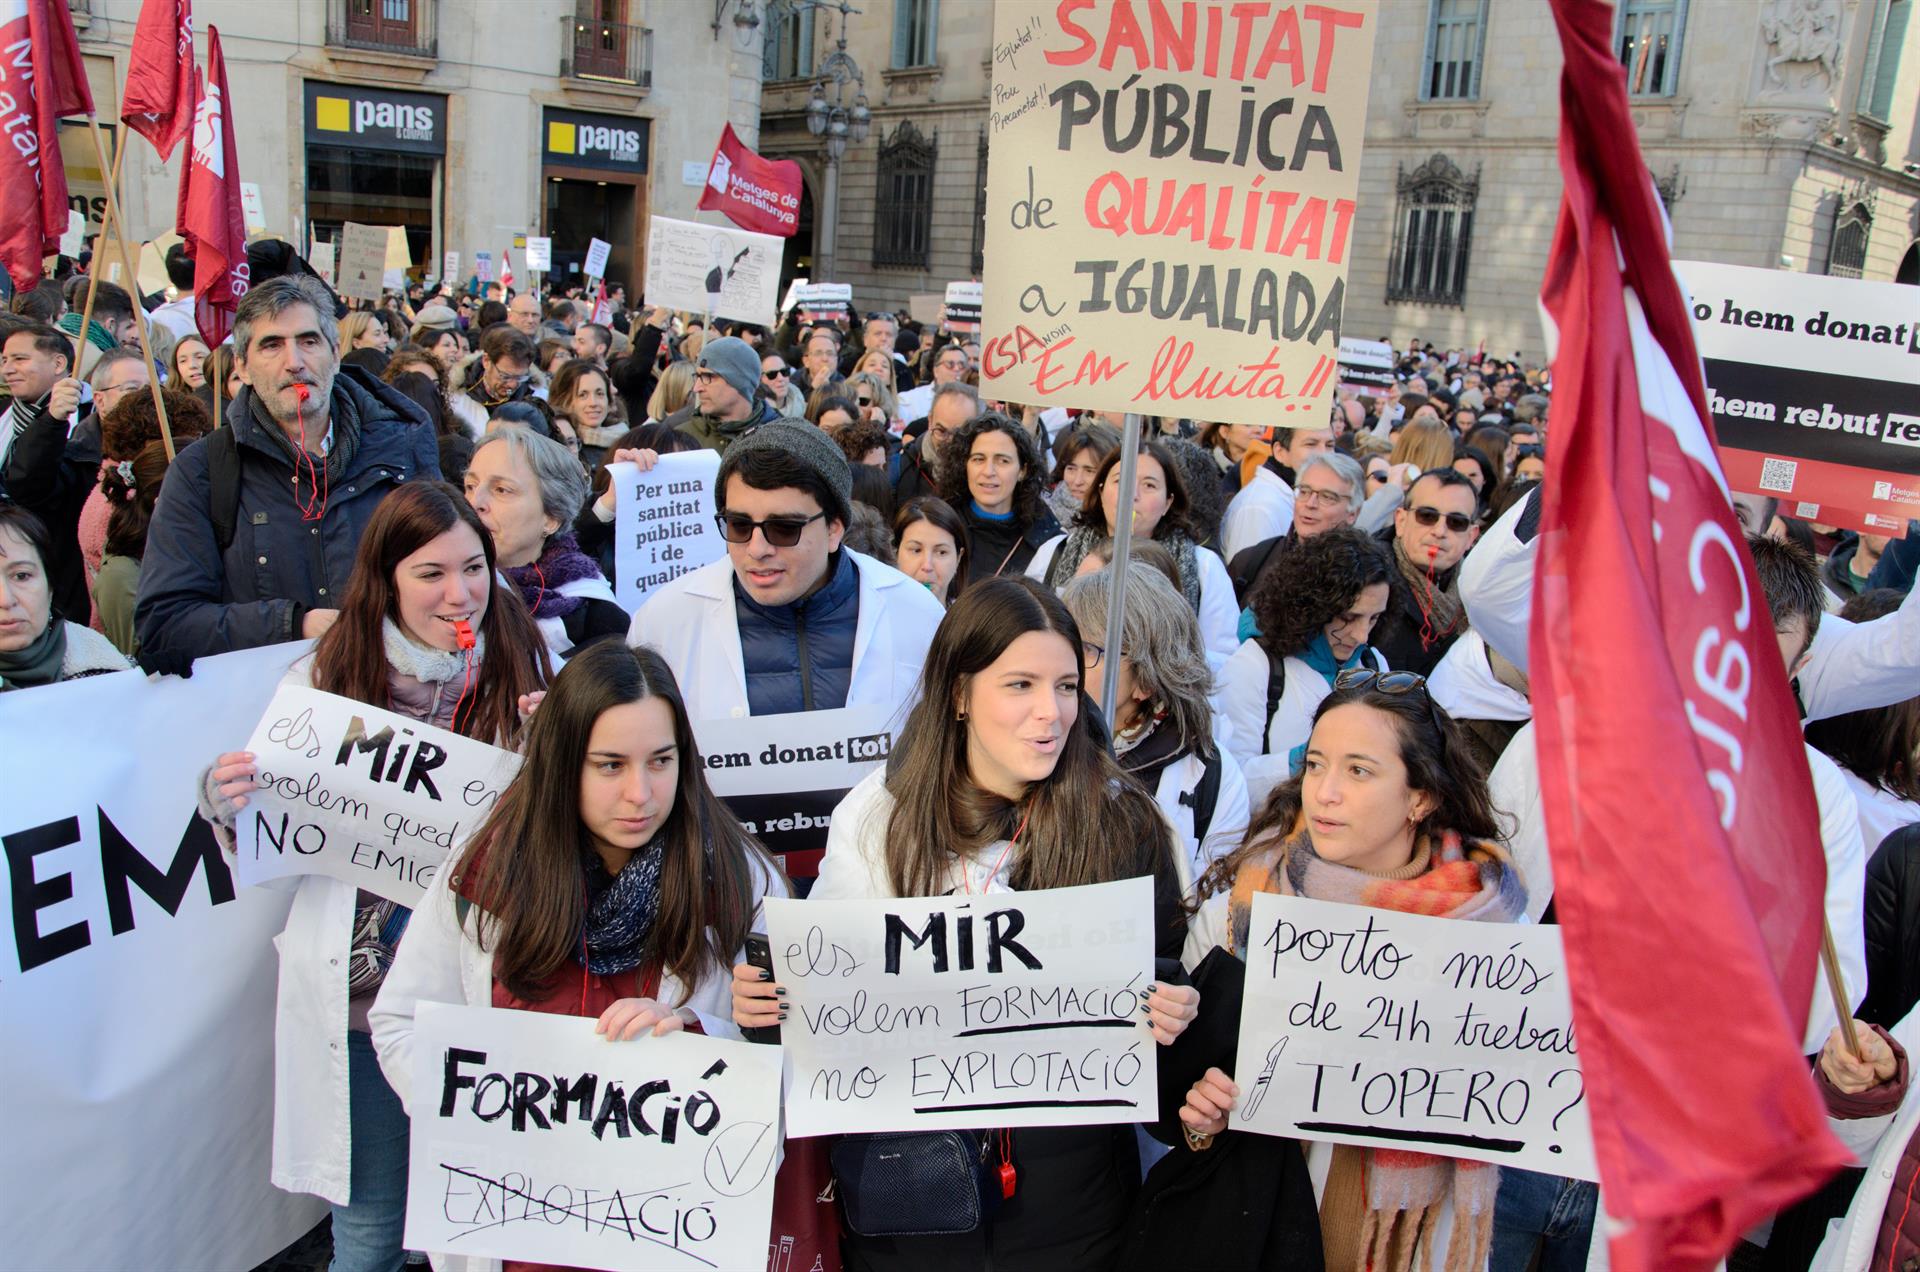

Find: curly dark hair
[1249,524,1393,657]
[938,411,1047,529]
[1071,439,1201,545]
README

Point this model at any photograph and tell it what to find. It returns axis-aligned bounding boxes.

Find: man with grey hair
[134,274,439,674]
[1225,450,1364,611]
[894,380,977,503]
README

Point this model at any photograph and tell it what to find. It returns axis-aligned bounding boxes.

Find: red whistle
[294,383,311,403]
[998,1159,1017,1200]
[453,619,475,650]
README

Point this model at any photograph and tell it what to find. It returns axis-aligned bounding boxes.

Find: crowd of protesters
[5,239,1919,1272]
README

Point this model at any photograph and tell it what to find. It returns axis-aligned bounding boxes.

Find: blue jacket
[733,548,860,715]
[134,366,438,675]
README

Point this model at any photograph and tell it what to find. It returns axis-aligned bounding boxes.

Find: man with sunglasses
[1370,466,1482,676]
[447,326,538,440]
[629,420,943,729]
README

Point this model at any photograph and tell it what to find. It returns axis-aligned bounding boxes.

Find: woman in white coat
[1027,438,1239,675]
[201,482,553,1272]
[1811,1011,1919,1271]
[1059,564,1250,885]
[368,641,785,1272]
[1218,526,1394,806]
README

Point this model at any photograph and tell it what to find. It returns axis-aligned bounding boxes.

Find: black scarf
[579,838,667,975]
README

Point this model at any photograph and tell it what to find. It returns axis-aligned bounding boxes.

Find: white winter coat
[1024,534,1241,676]
[627,549,946,722]
[1218,641,1389,809]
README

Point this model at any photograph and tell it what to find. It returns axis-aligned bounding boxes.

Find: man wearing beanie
[629,418,944,776]
[664,335,780,454]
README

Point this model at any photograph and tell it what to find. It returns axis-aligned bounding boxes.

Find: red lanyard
[957,808,1029,895]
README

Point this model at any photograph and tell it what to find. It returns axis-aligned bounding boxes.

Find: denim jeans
[1491,1166,1598,1272]
[329,1030,410,1272]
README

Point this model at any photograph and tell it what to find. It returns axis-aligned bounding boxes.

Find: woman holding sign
[1150,672,1524,1272]
[199,481,553,1272]
[736,576,1199,1272]
[941,413,1062,588]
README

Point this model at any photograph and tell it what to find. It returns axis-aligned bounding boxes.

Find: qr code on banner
[1759,457,1797,493]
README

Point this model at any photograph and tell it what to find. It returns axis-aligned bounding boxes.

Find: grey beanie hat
[724,419,854,517]
[697,336,762,404]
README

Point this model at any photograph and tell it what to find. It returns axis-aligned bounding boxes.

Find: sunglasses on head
[1334,668,1429,695]
[1410,506,1474,533]
[714,510,825,547]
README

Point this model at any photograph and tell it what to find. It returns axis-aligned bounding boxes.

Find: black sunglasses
[763,367,790,380]
[1334,668,1428,695]
[1409,506,1474,533]
[715,510,825,547]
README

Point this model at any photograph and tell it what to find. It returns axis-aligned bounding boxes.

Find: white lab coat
[1023,533,1241,675]
[368,845,787,1272]
[627,549,945,723]
[1144,744,1252,885]
[1835,767,1920,860]
[1813,1004,1920,1272]
[1220,465,1295,560]
[1218,641,1389,809]
[1427,629,1531,726]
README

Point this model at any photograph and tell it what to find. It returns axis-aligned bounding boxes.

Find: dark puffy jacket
[134,367,438,675]
[734,548,859,716]
[1862,824,1920,1029]
[2,404,99,623]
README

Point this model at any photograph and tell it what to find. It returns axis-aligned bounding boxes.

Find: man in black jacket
[1370,466,1479,676]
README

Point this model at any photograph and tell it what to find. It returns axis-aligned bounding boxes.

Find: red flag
[1532,1,1848,1267]
[499,246,514,291]
[698,123,803,237]
[0,0,95,291]
[176,25,247,346]
[121,0,194,159]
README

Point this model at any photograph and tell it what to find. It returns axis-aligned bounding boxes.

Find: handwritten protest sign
[441,250,459,284]
[644,215,781,325]
[337,222,390,302]
[1234,892,1595,1179]
[474,250,494,282]
[765,876,1157,1136]
[980,1,1379,424]
[236,685,522,908]
[524,236,552,271]
[695,704,897,877]
[944,280,983,333]
[309,241,336,288]
[404,1003,780,1272]
[1677,260,1920,528]
[585,236,612,281]
[611,451,725,611]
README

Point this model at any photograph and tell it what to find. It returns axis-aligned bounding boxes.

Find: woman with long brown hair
[196,481,553,1272]
[736,576,1200,1272]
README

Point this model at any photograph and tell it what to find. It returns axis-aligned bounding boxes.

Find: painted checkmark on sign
[703,1119,778,1197]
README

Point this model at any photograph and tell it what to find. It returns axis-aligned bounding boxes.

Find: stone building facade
[759,0,1917,361]
[62,0,766,293]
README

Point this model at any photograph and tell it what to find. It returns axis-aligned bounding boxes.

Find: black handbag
[829,1130,1001,1237]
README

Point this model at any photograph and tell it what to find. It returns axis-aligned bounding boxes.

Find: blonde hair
[1390,418,1454,474]
[339,311,382,350]
[648,360,695,422]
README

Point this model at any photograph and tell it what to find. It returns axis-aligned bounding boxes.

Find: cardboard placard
[336,222,390,302]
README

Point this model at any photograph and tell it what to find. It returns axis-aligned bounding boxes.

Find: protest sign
[337,221,390,302]
[979,1,1380,425]
[645,214,782,325]
[405,1003,780,1272]
[1,644,327,1269]
[1234,892,1596,1179]
[1677,260,1920,526]
[585,236,612,281]
[239,181,266,235]
[309,239,336,287]
[793,281,853,324]
[1774,498,1908,539]
[475,249,494,282]
[944,280,984,333]
[1338,337,1396,397]
[441,249,459,284]
[765,876,1157,1136]
[236,684,522,908]
[524,235,552,271]
[610,450,726,612]
[694,704,898,877]
[908,292,944,327]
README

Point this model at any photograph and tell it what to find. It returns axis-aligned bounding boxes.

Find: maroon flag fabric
[177,25,247,346]
[0,0,95,290]
[121,0,194,159]
[1532,1,1848,1267]
[698,123,802,237]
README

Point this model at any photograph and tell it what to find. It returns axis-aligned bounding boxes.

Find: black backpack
[205,425,245,551]
[1177,749,1225,844]
[1258,639,1287,756]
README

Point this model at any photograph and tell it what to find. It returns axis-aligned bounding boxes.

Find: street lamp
[802,0,869,279]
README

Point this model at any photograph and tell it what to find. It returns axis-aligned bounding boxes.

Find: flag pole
[1098,413,1144,713]
[1821,920,1862,1060]
[73,125,132,379]
[82,115,174,460]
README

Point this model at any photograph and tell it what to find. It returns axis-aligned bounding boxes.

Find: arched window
[1387,154,1479,307]
[1827,198,1873,279]
[873,121,936,269]
[761,0,815,81]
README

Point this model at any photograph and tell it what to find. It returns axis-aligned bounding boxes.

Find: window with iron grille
[892,0,939,68]
[874,121,936,268]
[761,0,815,81]
[971,131,988,276]
[1827,199,1873,279]
[1421,0,1488,101]
[1616,0,1687,95]
[1387,154,1479,307]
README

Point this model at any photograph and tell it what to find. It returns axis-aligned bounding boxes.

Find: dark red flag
[0,0,95,291]
[176,25,247,346]
[698,123,803,237]
[1532,1,1848,1267]
[122,0,194,159]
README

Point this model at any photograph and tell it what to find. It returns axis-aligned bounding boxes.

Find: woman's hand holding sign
[731,961,785,1030]
[1143,980,1199,1045]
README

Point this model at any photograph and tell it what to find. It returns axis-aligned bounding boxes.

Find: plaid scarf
[1391,534,1466,653]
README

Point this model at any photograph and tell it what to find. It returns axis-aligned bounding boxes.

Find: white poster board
[337,221,390,302]
[1337,337,1396,397]
[441,250,460,284]
[475,250,494,283]
[309,240,336,287]
[524,236,552,271]
[764,876,1158,1136]
[1,644,327,1270]
[610,451,725,612]
[236,685,522,908]
[239,181,266,235]
[585,236,612,281]
[644,215,781,325]
[1233,892,1596,1179]
[405,1003,781,1272]
[943,280,983,333]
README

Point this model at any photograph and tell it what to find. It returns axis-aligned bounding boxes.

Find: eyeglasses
[763,367,790,380]
[1082,641,1105,667]
[487,368,532,387]
[715,510,826,547]
[1409,506,1474,533]
[1334,668,1429,695]
[99,380,146,397]
[1295,486,1349,508]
